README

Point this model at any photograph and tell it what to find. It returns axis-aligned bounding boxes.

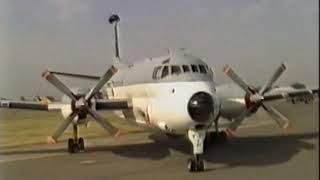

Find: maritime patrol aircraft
[0,14,318,172]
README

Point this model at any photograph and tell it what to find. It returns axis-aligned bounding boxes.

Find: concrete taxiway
[0,101,318,180]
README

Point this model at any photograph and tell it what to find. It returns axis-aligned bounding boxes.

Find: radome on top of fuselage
[109,50,214,87]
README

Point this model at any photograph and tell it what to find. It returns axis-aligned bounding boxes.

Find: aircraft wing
[0,99,63,111]
[0,98,132,111]
[263,88,319,102]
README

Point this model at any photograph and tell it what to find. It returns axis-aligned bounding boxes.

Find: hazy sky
[0,0,318,98]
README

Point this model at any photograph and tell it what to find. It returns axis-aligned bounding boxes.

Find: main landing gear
[68,125,85,153]
[187,129,206,172]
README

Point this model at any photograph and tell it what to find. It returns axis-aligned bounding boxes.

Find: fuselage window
[199,65,207,74]
[161,66,169,78]
[182,65,190,73]
[152,66,162,79]
[191,65,199,73]
[171,65,181,75]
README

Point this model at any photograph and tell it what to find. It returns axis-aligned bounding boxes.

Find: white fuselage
[105,81,220,135]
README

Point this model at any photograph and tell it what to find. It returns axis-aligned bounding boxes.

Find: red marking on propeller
[114,130,121,138]
[225,128,237,139]
[223,66,231,74]
[244,93,254,109]
[42,71,51,80]
[244,93,259,113]
[47,136,57,144]
[110,66,118,74]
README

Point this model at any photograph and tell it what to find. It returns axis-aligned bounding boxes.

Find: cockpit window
[205,64,209,71]
[161,66,169,78]
[191,65,198,72]
[152,66,162,79]
[199,65,207,74]
[171,65,181,75]
[182,65,190,73]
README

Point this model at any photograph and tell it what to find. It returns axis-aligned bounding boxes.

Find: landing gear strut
[68,125,85,153]
[187,129,206,172]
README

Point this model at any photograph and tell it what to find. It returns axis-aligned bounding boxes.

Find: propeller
[223,63,292,134]
[43,66,120,142]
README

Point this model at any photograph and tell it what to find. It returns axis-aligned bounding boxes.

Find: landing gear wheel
[68,138,75,153]
[187,158,196,172]
[68,138,79,153]
[187,157,205,172]
[78,137,85,151]
[197,158,205,171]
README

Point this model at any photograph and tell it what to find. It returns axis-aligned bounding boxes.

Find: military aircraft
[0,14,318,172]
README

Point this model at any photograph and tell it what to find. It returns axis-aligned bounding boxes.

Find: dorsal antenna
[108,14,121,60]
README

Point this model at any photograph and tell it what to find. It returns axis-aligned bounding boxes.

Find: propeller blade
[226,101,263,137]
[259,63,286,95]
[224,109,250,138]
[87,108,120,137]
[42,70,77,101]
[85,66,118,100]
[228,112,247,131]
[223,65,254,94]
[261,104,293,134]
[49,110,79,142]
[227,107,253,131]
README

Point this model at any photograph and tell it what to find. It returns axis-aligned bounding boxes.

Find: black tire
[68,138,75,153]
[187,158,196,172]
[78,138,85,151]
[197,159,205,171]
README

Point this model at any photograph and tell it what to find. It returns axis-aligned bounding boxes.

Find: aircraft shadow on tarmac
[1,132,318,170]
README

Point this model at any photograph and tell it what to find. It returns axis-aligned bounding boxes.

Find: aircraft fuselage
[103,51,221,135]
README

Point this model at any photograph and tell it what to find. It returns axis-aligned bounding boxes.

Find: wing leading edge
[0,98,132,111]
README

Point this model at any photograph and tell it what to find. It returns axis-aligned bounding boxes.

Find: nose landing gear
[187,129,206,172]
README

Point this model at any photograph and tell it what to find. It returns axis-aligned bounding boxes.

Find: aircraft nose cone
[188,92,214,123]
